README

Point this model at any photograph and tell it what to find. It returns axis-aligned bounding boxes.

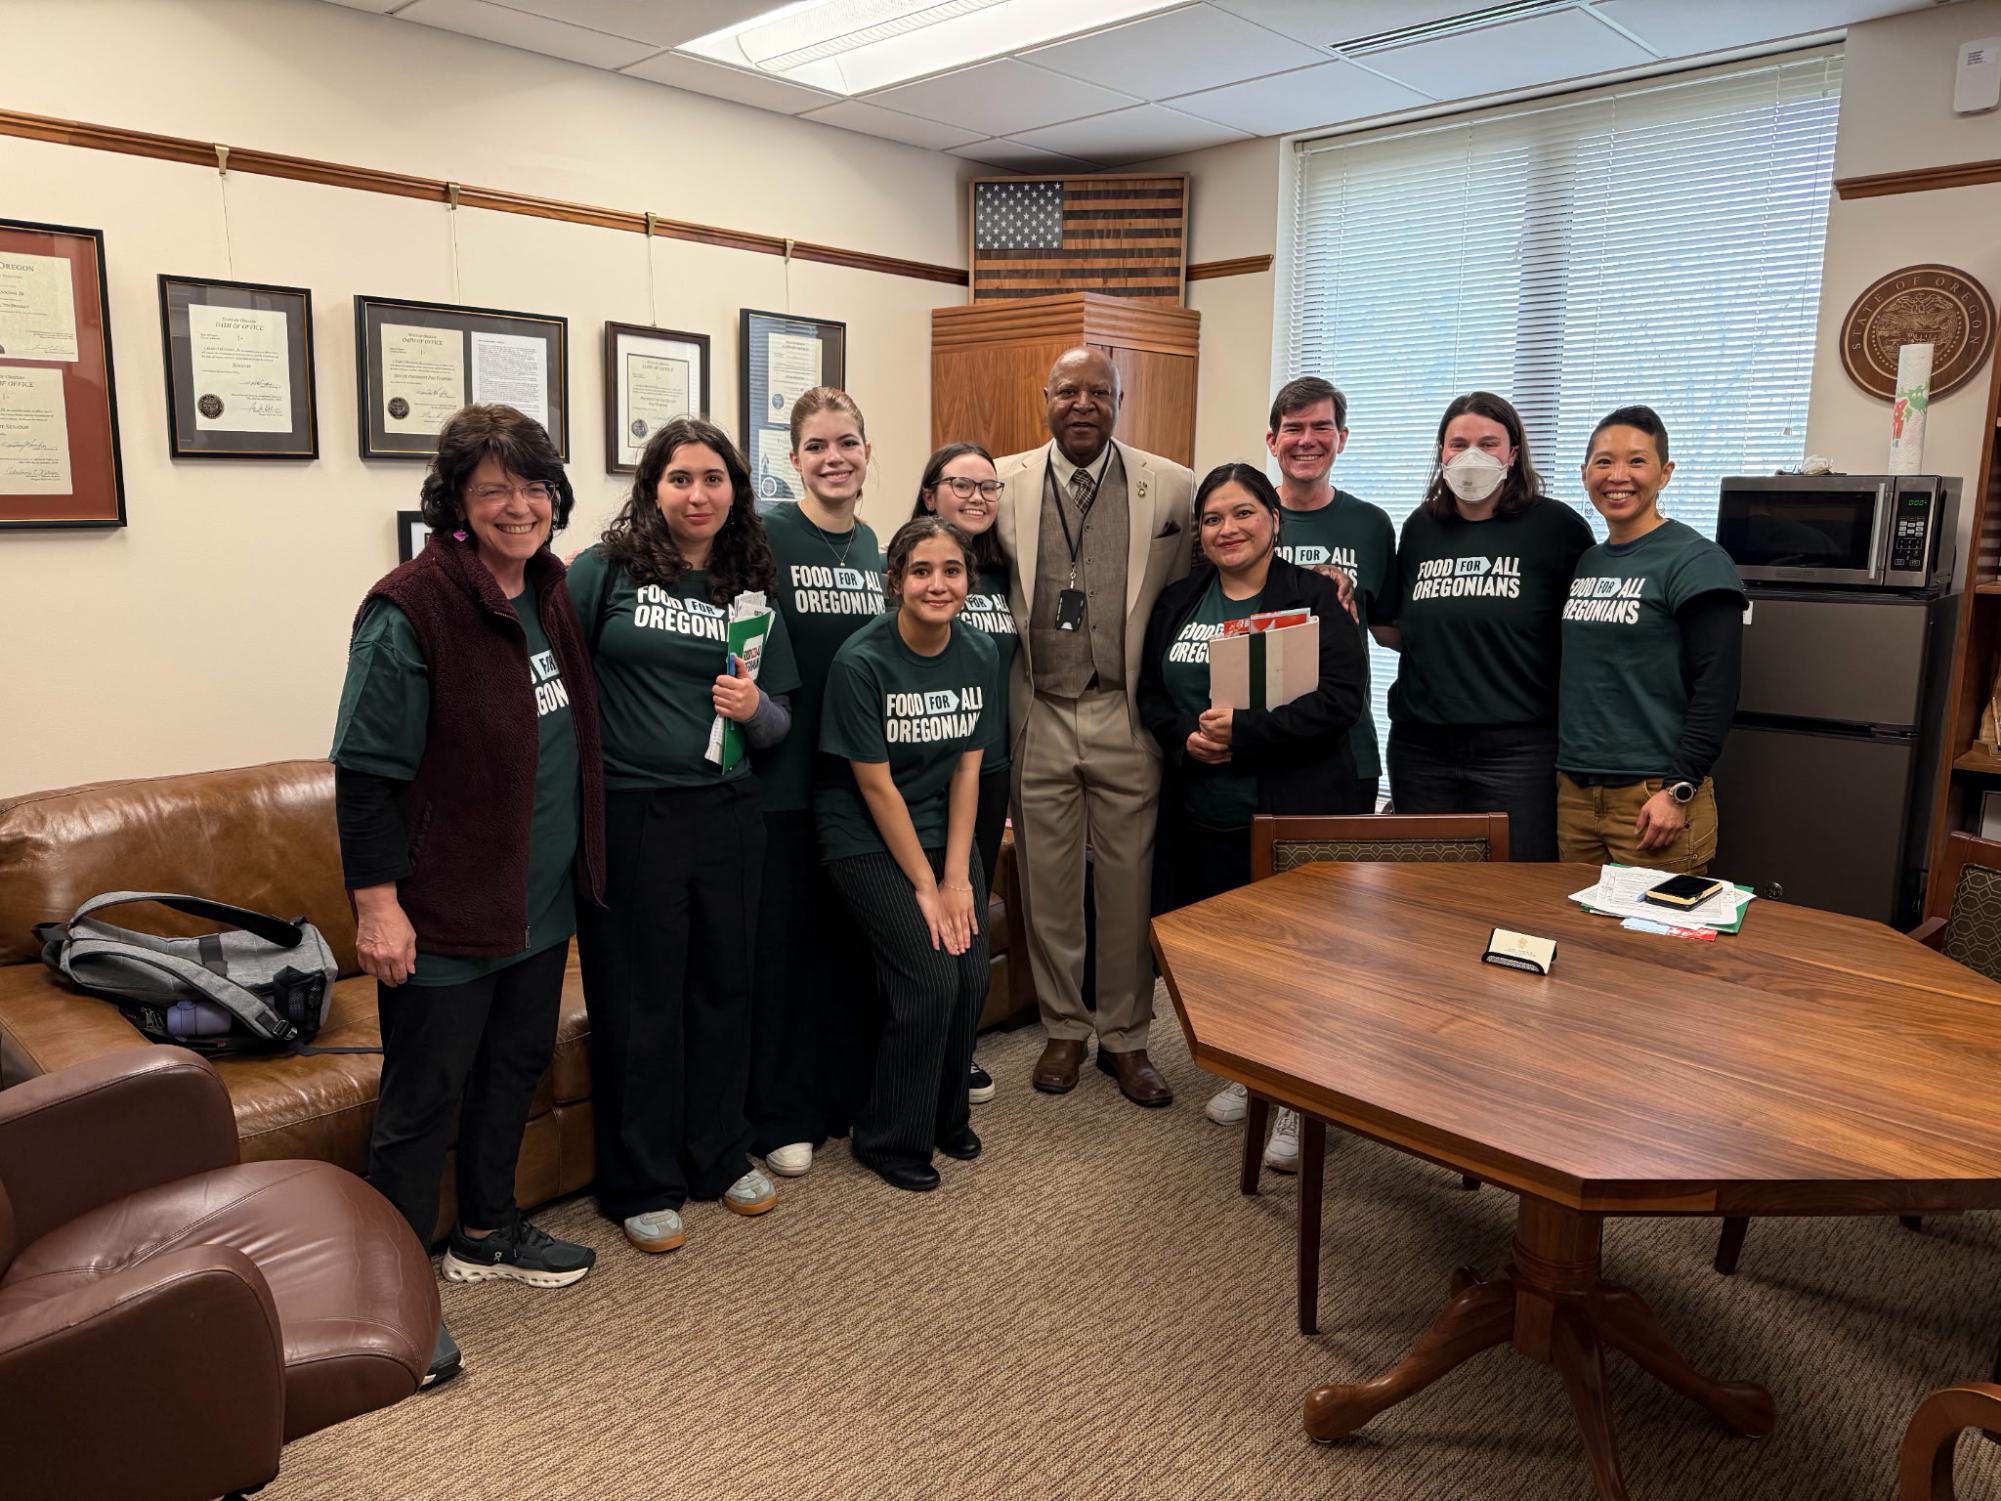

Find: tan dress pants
[1010,686,1161,1051]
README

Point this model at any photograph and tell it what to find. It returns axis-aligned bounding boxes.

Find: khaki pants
[1556,773,1718,874]
[1010,688,1161,1051]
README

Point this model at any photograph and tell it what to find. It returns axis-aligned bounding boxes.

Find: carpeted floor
[275,995,2001,1500]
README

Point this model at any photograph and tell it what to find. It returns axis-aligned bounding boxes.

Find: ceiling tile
[1008,103,1251,166]
[499,1,788,49]
[621,49,839,113]
[800,99,985,150]
[1170,54,1431,134]
[1206,0,1475,49]
[394,0,662,69]
[1025,3,1328,101]
[868,57,1142,137]
[1594,0,1918,58]
[947,138,1099,173]
[1360,7,1655,97]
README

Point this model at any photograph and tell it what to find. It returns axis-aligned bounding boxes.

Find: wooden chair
[1899,1382,2001,1498]
[1714,831,2001,1276]
[1241,812,1509,1334]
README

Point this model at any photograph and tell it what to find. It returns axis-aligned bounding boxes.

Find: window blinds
[1278,53,1842,759]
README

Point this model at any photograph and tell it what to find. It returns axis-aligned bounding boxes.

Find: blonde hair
[788,386,868,452]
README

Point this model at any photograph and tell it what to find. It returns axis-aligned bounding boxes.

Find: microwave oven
[1713,473,1959,591]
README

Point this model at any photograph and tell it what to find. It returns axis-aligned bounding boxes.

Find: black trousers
[367,939,568,1246]
[1387,721,1559,861]
[578,782,764,1217]
[748,810,879,1153]
[827,848,989,1173]
[974,765,1010,892]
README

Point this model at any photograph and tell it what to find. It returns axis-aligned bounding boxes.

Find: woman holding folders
[818,516,997,1193]
[568,418,802,1255]
[1378,391,1593,860]
[748,387,887,1179]
[1137,462,1370,911]
[912,441,1013,1105]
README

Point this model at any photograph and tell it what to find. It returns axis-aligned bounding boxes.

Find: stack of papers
[1567,864,1755,933]
[1209,611,1319,711]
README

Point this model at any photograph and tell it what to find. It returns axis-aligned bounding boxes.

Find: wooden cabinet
[930,292,1199,465]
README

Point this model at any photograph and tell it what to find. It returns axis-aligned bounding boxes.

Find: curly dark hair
[597,417,775,606]
[909,442,1004,571]
[883,515,976,608]
[417,404,575,536]
[1419,391,1544,523]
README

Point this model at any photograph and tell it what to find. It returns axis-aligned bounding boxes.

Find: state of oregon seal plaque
[1840,263,1995,401]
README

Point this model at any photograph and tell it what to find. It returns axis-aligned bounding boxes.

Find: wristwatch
[1666,780,1697,805]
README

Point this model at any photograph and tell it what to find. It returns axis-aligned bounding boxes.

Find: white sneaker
[623,1208,684,1254]
[1205,1081,1248,1126]
[765,1142,813,1177]
[1263,1108,1302,1174]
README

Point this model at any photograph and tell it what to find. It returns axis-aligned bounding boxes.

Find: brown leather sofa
[0,1046,437,1501]
[0,760,1033,1233]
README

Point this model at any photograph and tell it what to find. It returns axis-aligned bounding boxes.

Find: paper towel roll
[1889,341,1933,475]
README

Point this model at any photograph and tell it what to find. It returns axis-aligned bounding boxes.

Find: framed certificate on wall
[159,275,317,460]
[738,308,845,504]
[603,321,709,474]
[0,218,125,529]
[397,508,429,564]
[354,294,568,461]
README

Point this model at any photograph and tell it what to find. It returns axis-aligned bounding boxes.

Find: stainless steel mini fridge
[1712,587,1960,927]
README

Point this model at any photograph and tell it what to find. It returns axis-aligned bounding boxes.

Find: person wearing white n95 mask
[1371,391,1593,860]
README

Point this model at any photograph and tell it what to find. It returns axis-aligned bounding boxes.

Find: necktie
[1070,467,1096,516]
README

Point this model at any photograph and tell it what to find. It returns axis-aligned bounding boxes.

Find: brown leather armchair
[0,1047,437,1501]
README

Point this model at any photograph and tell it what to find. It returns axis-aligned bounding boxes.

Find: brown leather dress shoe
[1032,1038,1087,1094]
[1096,1047,1173,1107]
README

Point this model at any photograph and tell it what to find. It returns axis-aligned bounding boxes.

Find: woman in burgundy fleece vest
[330,404,605,1386]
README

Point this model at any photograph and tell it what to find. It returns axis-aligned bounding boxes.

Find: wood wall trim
[1186,254,1273,281]
[1836,159,2001,200]
[0,106,970,286]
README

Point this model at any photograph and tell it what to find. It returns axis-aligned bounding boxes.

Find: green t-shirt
[1557,518,1746,780]
[568,546,801,791]
[1273,488,1395,780]
[755,502,886,813]
[960,560,1019,773]
[1386,496,1594,728]
[328,584,579,985]
[1157,574,1267,832]
[816,612,998,863]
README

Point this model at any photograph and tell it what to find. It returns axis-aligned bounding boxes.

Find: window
[1276,53,1842,757]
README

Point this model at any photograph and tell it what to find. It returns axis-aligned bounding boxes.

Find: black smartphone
[1640,874,1726,909]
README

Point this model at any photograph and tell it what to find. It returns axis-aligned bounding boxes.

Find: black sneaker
[441,1212,595,1289]
[422,1319,463,1389]
[968,1060,996,1104]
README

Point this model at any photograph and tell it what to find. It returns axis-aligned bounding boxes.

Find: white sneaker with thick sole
[724,1167,778,1216]
[623,1208,685,1254]
[765,1142,813,1177]
[1263,1108,1302,1174]
[1205,1080,1248,1126]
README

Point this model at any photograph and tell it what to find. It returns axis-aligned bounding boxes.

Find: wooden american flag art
[968,174,1189,303]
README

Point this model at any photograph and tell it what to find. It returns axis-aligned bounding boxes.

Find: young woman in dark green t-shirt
[571,418,800,1256]
[819,517,997,1194]
[912,441,1014,1106]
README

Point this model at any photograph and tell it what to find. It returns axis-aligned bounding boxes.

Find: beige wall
[0,0,972,794]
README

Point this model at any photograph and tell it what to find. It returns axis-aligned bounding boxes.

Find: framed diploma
[354,294,568,461]
[159,275,317,460]
[0,218,124,529]
[397,508,428,564]
[738,308,846,504]
[603,321,710,474]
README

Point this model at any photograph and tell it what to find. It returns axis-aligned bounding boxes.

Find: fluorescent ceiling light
[680,0,1181,95]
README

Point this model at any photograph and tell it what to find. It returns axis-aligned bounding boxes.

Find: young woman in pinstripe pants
[817,517,998,1193]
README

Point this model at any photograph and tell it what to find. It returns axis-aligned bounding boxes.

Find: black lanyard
[1048,450,1115,582]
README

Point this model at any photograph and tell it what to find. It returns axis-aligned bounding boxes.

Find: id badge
[1055,587,1087,632]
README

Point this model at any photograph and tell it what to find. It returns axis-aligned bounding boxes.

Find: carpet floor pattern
[275,997,2001,1500]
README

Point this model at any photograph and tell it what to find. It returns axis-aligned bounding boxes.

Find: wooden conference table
[1151,861,2001,1501]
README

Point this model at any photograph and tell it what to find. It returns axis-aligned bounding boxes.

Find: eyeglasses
[467,481,553,505]
[935,477,1004,501]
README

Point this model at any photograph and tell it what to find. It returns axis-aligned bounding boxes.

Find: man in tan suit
[996,346,1194,1105]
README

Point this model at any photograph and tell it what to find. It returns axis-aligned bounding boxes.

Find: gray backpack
[34,892,371,1057]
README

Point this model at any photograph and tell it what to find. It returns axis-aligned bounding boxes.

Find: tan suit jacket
[994,439,1195,754]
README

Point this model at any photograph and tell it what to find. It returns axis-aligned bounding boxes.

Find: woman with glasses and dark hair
[1377,391,1593,860]
[331,403,604,1384]
[912,442,1012,1104]
[568,418,801,1256]
[818,515,997,1193]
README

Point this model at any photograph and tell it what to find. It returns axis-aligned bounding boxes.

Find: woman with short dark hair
[331,403,603,1384]
[1378,391,1593,860]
